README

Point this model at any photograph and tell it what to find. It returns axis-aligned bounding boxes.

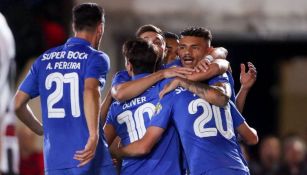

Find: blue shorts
[45,165,116,175]
[204,168,250,175]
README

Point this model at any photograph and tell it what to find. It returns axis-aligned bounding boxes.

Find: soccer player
[0,12,19,175]
[104,38,182,174]
[14,3,116,175]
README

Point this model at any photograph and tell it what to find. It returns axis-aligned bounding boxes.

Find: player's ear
[97,23,103,36]
[125,59,133,75]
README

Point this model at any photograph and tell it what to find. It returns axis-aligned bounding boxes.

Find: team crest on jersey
[155,102,162,115]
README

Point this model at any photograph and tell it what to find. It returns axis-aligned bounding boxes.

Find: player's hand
[159,78,180,99]
[74,135,98,167]
[162,67,194,79]
[240,62,257,90]
[195,57,212,73]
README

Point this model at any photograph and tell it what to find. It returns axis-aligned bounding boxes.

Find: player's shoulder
[90,50,110,64]
[114,70,129,77]
[208,72,229,85]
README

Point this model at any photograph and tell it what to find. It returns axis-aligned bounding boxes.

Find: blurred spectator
[249,135,281,175]
[0,12,19,175]
[276,135,307,175]
[17,124,43,175]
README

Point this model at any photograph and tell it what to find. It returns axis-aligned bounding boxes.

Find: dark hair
[180,27,212,42]
[72,3,104,32]
[135,24,163,37]
[123,38,159,74]
[164,31,179,40]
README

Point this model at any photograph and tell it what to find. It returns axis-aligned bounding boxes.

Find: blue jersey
[150,74,249,175]
[162,57,181,69]
[106,74,181,175]
[227,71,236,102]
[19,37,114,172]
[111,59,182,87]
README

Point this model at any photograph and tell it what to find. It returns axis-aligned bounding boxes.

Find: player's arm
[236,122,258,145]
[186,59,229,81]
[209,47,228,60]
[14,91,43,136]
[74,78,100,167]
[104,123,117,146]
[100,89,112,125]
[236,62,257,112]
[193,47,228,73]
[117,126,165,157]
[111,67,193,102]
[160,77,231,107]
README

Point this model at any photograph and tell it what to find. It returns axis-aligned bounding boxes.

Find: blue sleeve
[111,70,131,87]
[226,71,236,103]
[150,92,174,129]
[229,101,245,128]
[157,78,174,91]
[19,59,40,98]
[208,73,229,86]
[85,52,110,87]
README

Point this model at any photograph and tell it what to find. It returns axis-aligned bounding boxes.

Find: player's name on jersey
[123,96,147,110]
[175,87,187,94]
[42,51,88,61]
[46,62,80,70]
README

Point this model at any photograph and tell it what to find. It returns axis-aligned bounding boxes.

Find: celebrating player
[14,3,116,175]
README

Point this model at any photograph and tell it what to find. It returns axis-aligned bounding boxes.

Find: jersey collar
[65,37,91,47]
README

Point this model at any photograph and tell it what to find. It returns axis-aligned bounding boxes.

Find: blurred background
[0,0,307,174]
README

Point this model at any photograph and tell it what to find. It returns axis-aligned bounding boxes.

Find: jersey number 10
[117,103,156,142]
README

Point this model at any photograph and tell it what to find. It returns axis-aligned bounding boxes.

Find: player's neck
[75,32,98,48]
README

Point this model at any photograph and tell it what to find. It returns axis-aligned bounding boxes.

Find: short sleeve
[150,92,174,129]
[111,70,131,87]
[85,52,110,87]
[208,73,229,86]
[226,71,236,103]
[229,101,245,128]
[19,59,40,98]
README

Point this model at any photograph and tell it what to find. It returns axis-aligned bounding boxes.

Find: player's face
[139,31,166,60]
[165,38,179,63]
[178,36,209,68]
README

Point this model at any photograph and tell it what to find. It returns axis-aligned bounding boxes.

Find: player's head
[178,27,212,68]
[122,38,159,76]
[136,24,166,64]
[164,31,179,64]
[72,3,105,49]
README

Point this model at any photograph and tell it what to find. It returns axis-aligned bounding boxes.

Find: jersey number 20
[189,99,234,139]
